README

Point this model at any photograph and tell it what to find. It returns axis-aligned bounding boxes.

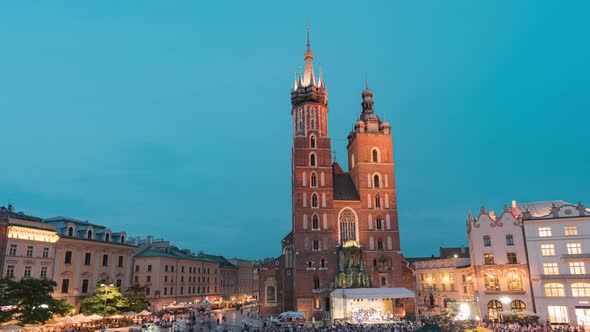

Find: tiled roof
[44,216,107,229]
[516,201,572,218]
[332,163,360,201]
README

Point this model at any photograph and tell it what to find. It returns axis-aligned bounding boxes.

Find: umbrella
[87,314,104,321]
[138,310,152,316]
[123,311,138,316]
[109,314,124,319]
[0,325,23,331]
[72,314,90,323]
[57,317,77,324]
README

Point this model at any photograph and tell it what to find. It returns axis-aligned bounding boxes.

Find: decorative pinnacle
[306,24,311,52]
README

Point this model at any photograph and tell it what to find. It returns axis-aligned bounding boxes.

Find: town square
[0,1,588,331]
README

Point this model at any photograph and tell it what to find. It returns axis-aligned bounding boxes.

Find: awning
[331,288,415,300]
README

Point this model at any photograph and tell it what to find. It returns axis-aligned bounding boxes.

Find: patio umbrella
[138,310,152,316]
[123,311,138,316]
[87,314,104,321]
[465,328,493,332]
[57,317,77,324]
[0,325,23,331]
[109,315,124,319]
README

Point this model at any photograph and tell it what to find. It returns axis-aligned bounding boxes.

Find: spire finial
[306,22,311,52]
[365,73,368,89]
[333,149,337,162]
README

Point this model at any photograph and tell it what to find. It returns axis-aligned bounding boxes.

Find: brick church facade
[259,30,415,320]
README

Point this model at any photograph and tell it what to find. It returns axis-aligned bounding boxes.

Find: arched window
[510,300,526,313]
[375,195,382,209]
[310,172,317,187]
[307,261,312,268]
[310,135,316,148]
[313,275,320,289]
[339,208,357,243]
[507,272,523,291]
[310,153,316,167]
[311,194,319,208]
[373,259,377,267]
[105,233,110,242]
[120,235,125,244]
[376,216,383,230]
[484,273,500,291]
[266,286,276,303]
[373,174,380,188]
[297,109,303,132]
[320,258,326,268]
[67,227,74,237]
[372,149,379,162]
[572,283,590,297]
[487,300,502,320]
[312,214,320,230]
[377,240,384,251]
[87,230,93,240]
[310,108,316,129]
[545,283,565,297]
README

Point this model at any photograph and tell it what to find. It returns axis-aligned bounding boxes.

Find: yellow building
[45,217,136,310]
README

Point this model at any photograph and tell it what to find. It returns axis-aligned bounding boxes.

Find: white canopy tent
[331,288,415,320]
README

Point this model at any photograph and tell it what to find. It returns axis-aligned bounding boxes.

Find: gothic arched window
[310,135,316,148]
[311,194,319,208]
[311,172,317,187]
[372,148,379,162]
[373,174,380,188]
[314,275,320,289]
[297,109,303,132]
[339,208,357,243]
[310,108,316,129]
[310,153,316,167]
[376,216,383,230]
[375,195,382,209]
[312,214,320,230]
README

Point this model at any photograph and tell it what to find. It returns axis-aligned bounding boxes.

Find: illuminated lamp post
[101,283,114,325]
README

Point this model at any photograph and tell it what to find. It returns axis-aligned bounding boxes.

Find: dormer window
[67,227,74,237]
[120,235,125,244]
[105,233,110,242]
[87,230,93,240]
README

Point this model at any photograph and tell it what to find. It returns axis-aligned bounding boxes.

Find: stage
[331,288,415,322]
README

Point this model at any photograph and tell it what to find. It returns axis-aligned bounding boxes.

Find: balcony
[540,274,590,280]
[561,253,590,261]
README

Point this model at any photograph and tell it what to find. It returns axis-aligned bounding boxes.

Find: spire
[317,66,324,87]
[306,24,311,53]
[303,24,315,86]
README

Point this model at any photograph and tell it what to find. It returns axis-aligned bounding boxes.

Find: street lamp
[101,284,114,325]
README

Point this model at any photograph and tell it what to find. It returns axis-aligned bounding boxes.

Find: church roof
[332,164,360,201]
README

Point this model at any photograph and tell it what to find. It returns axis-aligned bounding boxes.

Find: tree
[124,284,150,312]
[0,278,16,323]
[80,284,128,316]
[9,278,72,324]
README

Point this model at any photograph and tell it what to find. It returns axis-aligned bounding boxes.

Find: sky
[0,1,589,260]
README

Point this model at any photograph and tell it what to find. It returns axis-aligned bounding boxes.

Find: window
[9,244,17,256]
[507,252,518,264]
[545,283,565,297]
[165,265,169,272]
[65,251,72,264]
[164,276,168,282]
[548,306,569,324]
[118,255,124,268]
[483,236,491,247]
[484,253,494,265]
[85,253,92,265]
[310,108,316,129]
[376,216,383,230]
[180,287,184,295]
[24,266,31,278]
[567,243,582,255]
[572,283,590,297]
[42,247,49,258]
[311,194,318,208]
[373,174,380,188]
[86,230,93,239]
[116,279,121,288]
[135,265,139,272]
[6,265,14,278]
[339,208,357,243]
[26,246,33,257]
[539,227,552,237]
[146,276,151,282]
[375,195,381,208]
[320,258,326,268]
[377,240,384,251]
[120,235,125,243]
[102,254,109,266]
[148,265,152,272]
[569,262,586,274]
[372,149,379,162]
[313,239,320,251]
[565,225,578,236]
[67,227,74,237]
[311,173,317,187]
[541,244,555,256]
[105,233,110,242]
[313,275,320,289]
[487,300,502,320]
[312,214,319,230]
[310,135,316,148]
[310,153,316,167]
[82,279,89,293]
[40,266,48,278]
[510,300,526,313]
[164,287,168,296]
[61,279,70,293]
[307,261,312,268]
[484,273,500,291]
[506,234,514,246]
[171,265,175,272]
[543,263,559,275]
[507,272,523,291]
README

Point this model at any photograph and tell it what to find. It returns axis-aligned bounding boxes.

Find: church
[258,29,415,322]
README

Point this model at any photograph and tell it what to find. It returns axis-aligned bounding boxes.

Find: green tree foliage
[124,284,150,312]
[5,278,72,324]
[80,284,128,316]
[0,278,16,323]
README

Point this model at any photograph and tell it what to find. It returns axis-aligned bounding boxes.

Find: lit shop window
[548,306,569,324]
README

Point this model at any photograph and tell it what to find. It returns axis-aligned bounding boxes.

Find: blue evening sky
[1,1,588,259]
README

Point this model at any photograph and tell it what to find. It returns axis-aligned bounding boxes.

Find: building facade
[520,201,590,327]
[415,257,475,316]
[467,205,533,320]
[133,246,221,311]
[45,217,135,309]
[228,258,255,302]
[259,29,414,320]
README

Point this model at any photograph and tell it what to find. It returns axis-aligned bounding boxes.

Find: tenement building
[467,204,533,320]
[258,29,415,321]
[519,201,590,327]
[45,216,135,309]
